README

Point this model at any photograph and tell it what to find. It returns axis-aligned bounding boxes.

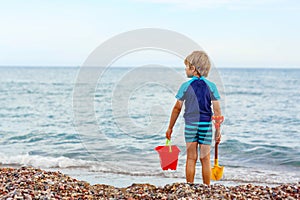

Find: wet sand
[0,167,299,199]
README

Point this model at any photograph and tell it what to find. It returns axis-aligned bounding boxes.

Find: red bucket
[155,145,180,170]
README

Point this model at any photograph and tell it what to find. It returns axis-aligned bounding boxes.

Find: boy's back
[176,76,220,122]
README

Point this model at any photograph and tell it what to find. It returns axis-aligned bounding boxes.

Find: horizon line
[0,65,300,70]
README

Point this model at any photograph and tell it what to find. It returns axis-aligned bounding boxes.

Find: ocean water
[0,66,299,187]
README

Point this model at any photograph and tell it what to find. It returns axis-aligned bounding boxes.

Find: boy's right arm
[166,100,183,140]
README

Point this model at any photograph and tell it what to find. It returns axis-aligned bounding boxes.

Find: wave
[220,139,300,167]
[0,153,94,169]
[0,153,182,179]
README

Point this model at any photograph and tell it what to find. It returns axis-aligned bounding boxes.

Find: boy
[166,51,223,185]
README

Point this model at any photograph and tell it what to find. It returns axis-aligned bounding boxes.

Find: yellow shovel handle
[214,158,219,166]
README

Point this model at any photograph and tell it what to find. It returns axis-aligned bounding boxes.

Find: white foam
[0,153,94,169]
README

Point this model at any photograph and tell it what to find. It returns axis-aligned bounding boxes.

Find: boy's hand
[215,129,221,144]
[166,128,172,140]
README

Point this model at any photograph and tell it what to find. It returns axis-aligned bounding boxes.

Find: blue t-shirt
[175,76,220,122]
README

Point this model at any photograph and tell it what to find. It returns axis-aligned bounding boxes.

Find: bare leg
[185,142,198,183]
[200,144,211,185]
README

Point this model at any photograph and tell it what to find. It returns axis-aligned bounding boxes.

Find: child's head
[184,51,211,77]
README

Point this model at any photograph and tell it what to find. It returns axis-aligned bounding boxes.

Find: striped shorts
[184,121,213,145]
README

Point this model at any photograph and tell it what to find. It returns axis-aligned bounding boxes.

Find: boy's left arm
[212,100,222,144]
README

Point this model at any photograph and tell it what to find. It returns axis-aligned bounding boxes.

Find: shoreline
[0,167,299,199]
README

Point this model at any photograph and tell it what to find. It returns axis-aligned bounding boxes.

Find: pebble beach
[0,167,299,199]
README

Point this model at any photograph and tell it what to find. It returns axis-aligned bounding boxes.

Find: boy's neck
[193,73,200,78]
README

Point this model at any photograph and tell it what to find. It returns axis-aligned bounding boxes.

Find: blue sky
[0,0,300,68]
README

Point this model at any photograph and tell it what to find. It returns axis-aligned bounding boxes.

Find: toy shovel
[211,142,224,180]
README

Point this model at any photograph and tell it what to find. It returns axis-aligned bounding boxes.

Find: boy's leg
[200,144,211,185]
[185,142,198,183]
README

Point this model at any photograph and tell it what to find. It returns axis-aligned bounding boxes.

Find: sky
[0,0,300,68]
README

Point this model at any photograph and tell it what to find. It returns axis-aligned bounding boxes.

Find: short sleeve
[175,82,190,101]
[210,84,221,100]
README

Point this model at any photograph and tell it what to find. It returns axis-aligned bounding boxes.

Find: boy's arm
[212,100,222,144]
[166,100,183,140]
[212,100,221,116]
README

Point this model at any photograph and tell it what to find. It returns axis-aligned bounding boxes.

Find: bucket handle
[166,139,172,152]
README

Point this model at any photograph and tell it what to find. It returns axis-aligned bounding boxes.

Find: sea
[0,66,299,188]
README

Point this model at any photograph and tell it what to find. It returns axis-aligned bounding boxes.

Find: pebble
[0,167,299,199]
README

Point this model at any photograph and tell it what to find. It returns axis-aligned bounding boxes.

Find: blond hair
[184,51,211,77]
